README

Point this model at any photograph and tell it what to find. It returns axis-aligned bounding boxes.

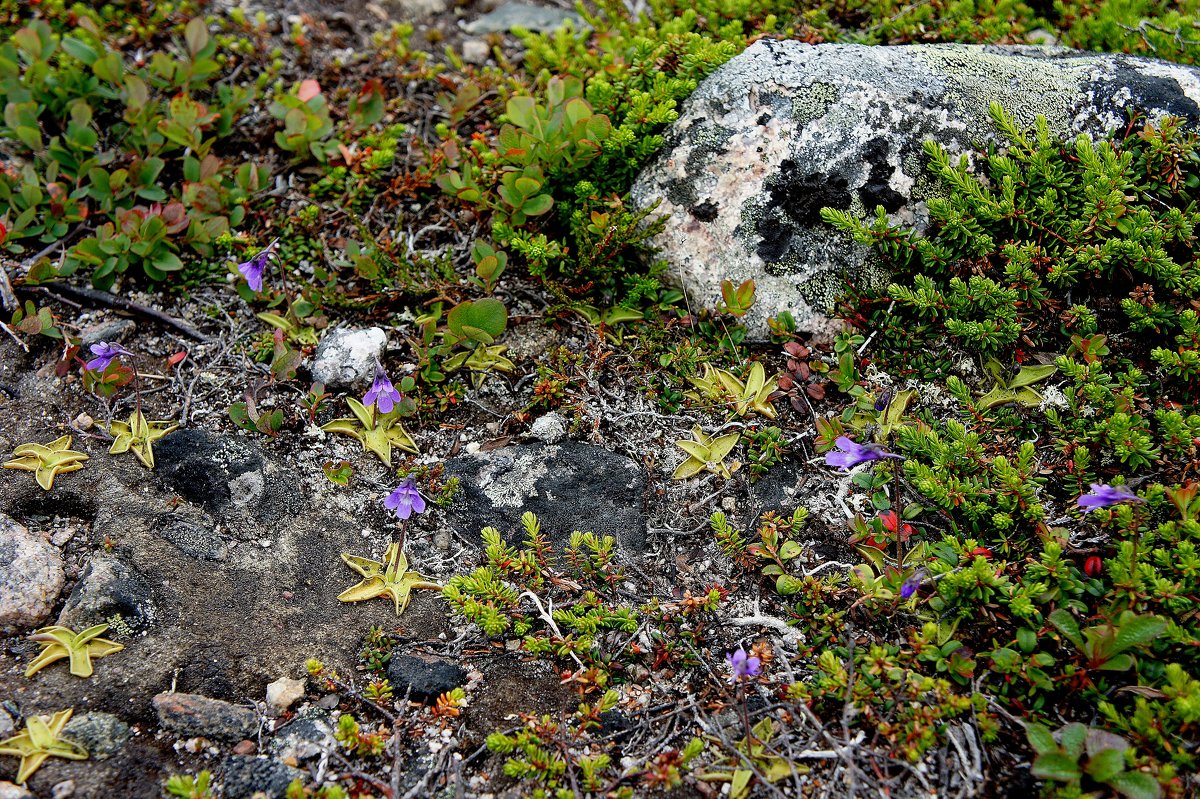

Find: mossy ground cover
[2,0,1200,797]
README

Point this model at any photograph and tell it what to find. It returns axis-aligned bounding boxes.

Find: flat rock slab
[631,41,1200,337]
[444,442,647,556]
[153,692,258,741]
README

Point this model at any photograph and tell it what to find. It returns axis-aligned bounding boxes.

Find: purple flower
[384,476,426,521]
[900,570,926,600]
[363,362,403,414]
[726,648,761,682]
[1077,483,1145,512]
[236,238,279,292]
[85,341,133,372]
[825,436,903,470]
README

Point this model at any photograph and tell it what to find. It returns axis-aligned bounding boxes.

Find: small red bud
[1084,556,1103,578]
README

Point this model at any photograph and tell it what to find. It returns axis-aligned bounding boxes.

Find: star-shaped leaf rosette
[3,436,89,490]
[0,709,88,784]
[107,409,178,469]
[673,426,741,480]
[25,623,124,679]
[338,542,441,615]
[321,363,417,466]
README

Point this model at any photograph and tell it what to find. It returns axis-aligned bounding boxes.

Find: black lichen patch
[1100,61,1200,124]
[755,159,852,262]
[859,138,905,214]
[690,201,719,222]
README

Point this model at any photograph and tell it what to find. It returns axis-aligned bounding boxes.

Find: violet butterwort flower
[384,476,426,521]
[825,436,903,470]
[85,341,133,372]
[363,362,403,414]
[900,570,927,600]
[726,648,761,682]
[1077,483,1145,512]
[236,238,279,292]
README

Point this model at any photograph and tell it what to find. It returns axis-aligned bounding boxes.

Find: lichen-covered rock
[62,712,131,760]
[444,442,647,556]
[0,513,63,632]
[631,41,1200,337]
[309,327,386,388]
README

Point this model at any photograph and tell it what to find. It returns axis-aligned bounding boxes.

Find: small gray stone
[0,707,13,738]
[50,780,74,799]
[62,712,131,760]
[153,693,258,742]
[386,653,467,703]
[0,513,64,633]
[463,3,587,34]
[79,319,135,347]
[461,37,491,65]
[379,0,448,19]
[221,755,300,799]
[528,413,567,444]
[310,327,387,387]
[1026,28,1059,47]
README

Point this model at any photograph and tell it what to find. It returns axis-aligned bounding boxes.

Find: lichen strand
[918,45,1087,134]
[791,81,838,125]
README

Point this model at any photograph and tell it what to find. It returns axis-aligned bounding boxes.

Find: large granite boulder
[631,41,1200,337]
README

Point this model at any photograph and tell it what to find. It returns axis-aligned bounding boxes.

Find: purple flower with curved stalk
[726,648,761,682]
[900,570,927,600]
[825,436,904,470]
[1077,483,1145,512]
[85,341,133,372]
[236,238,279,292]
[385,476,426,521]
[363,362,404,414]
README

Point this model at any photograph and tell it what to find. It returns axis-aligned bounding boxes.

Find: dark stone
[387,653,468,704]
[443,442,647,555]
[62,712,131,760]
[152,693,258,742]
[221,755,300,799]
[597,709,632,742]
[58,557,163,632]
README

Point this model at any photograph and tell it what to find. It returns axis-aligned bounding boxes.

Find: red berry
[1084,556,1103,578]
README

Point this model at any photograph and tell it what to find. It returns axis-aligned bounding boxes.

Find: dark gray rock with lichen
[631,40,1200,337]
